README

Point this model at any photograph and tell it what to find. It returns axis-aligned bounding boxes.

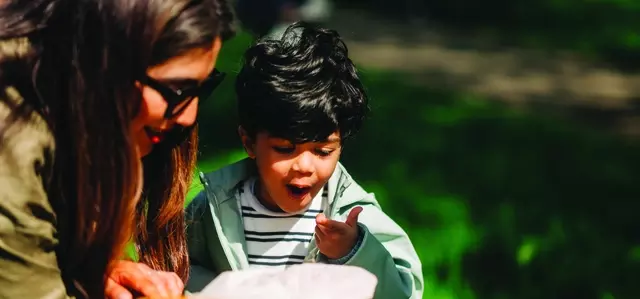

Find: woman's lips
[144,126,165,144]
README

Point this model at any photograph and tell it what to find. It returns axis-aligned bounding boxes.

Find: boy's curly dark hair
[236,22,369,143]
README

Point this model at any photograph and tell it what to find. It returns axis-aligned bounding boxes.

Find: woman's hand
[106,260,184,299]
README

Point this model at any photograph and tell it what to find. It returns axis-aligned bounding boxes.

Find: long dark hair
[134,0,236,284]
[0,0,235,297]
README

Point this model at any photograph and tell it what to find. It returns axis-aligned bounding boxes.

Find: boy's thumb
[345,206,363,227]
[316,213,328,225]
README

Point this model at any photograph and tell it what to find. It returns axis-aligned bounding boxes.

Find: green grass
[132,31,640,299]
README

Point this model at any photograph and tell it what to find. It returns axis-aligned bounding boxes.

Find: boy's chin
[278,197,313,214]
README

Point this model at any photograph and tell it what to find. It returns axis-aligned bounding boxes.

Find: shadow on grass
[328,2,640,72]
[191,34,640,299]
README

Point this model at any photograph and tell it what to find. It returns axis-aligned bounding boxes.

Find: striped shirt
[238,177,327,269]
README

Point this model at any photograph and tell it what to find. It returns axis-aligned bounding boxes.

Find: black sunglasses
[140,69,226,149]
[140,68,226,119]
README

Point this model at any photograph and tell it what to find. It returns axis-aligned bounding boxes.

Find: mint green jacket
[185,158,424,299]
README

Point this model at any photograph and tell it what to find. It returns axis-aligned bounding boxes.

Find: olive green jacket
[0,38,72,298]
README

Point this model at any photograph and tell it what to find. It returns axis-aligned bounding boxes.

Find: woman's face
[131,37,223,157]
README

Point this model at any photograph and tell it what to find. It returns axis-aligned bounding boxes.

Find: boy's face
[240,128,342,213]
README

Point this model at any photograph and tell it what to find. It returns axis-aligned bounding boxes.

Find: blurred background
[188,1,640,298]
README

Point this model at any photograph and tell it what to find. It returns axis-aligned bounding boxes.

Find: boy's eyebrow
[325,136,341,143]
[268,136,341,143]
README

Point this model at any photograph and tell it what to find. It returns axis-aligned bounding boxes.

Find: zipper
[304,185,333,263]
[201,173,238,271]
[236,193,247,267]
[212,195,238,271]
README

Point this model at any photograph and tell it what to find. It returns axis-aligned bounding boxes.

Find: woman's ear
[238,126,256,159]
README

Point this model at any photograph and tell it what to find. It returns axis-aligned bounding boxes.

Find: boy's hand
[314,207,364,260]
[105,260,183,299]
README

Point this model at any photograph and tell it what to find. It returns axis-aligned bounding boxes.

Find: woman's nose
[173,97,199,127]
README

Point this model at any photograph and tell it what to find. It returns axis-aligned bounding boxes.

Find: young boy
[185,23,423,299]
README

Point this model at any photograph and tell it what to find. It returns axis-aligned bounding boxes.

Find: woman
[0,0,234,298]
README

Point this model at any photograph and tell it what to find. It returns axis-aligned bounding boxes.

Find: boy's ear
[238,126,256,159]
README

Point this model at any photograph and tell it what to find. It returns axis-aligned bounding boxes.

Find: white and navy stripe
[241,205,324,219]
[239,178,328,269]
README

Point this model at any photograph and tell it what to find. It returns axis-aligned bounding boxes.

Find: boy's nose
[292,152,315,174]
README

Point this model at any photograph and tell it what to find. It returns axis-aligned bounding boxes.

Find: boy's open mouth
[286,184,311,197]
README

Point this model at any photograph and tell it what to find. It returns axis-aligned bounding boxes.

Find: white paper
[190,263,378,299]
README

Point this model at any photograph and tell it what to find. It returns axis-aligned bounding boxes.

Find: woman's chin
[137,141,152,158]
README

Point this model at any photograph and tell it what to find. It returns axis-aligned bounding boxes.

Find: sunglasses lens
[168,96,196,118]
[158,70,226,120]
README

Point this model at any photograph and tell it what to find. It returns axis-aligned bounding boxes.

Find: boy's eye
[272,146,295,154]
[315,148,334,157]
